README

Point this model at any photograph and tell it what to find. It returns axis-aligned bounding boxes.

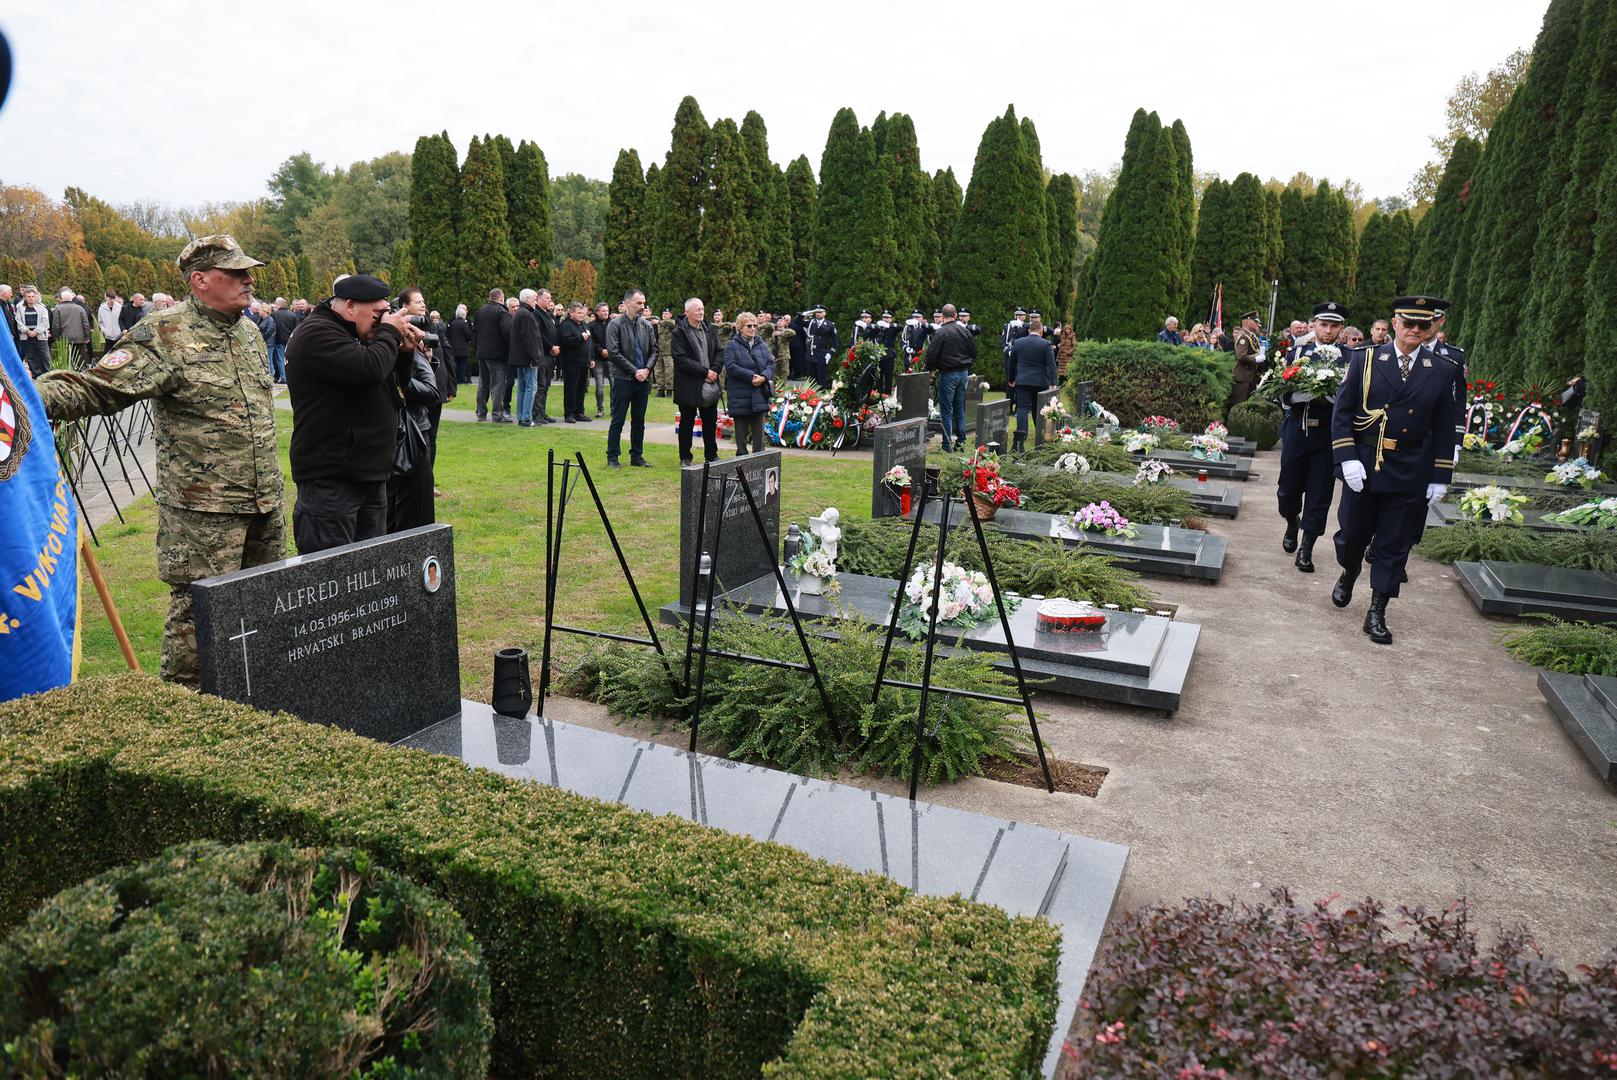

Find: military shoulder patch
[99,349,135,370]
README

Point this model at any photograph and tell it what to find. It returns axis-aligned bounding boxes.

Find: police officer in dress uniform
[806,304,838,385]
[1278,301,1349,572]
[34,235,284,686]
[1002,307,1028,364]
[873,310,899,391]
[901,309,930,368]
[1329,297,1459,644]
[1230,310,1264,405]
[850,310,875,347]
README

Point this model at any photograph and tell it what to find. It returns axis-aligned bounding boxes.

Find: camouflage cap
[177,234,264,276]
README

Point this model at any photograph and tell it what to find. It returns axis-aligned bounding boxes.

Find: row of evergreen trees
[600,98,1081,331]
[1402,0,1616,425]
[405,132,555,314]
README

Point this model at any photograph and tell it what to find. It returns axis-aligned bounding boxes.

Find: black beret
[333,274,391,302]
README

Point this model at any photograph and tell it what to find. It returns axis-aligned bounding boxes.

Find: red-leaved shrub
[1072,890,1617,1078]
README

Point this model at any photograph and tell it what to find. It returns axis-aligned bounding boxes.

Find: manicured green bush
[562,614,1032,784]
[1075,889,1617,1077]
[1414,521,1617,572]
[1,675,1061,1079]
[1066,340,1231,429]
[0,840,490,1079]
[1500,615,1617,675]
[998,462,1196,524]
[1226,398,1282,449]
[839,517,1157,612]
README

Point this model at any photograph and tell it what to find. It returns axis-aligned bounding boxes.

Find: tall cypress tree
[296,253,316,301]
[407,131,460,316]
[1169,119,1196,312]
[1522,0,1616,382]
[739,111,774,305]
[509,140,553,276]
[1076,109,1154,336]
[602,148,647,304]
[1218,173,1271,327]
[1079,111,1186,340]
[1408,135,1481,296]
[1456,0,1582,380]
[765,166,796,310]
[931,167,963,305]
[941,107,1049,365]
[1349,210,1414,329]
[1583,84,1617,386]
[1185,178,1229,326]
[1275,185,1310,324]
[1019,116,1053,317]
[458,134,516,310]
[883,113,932,311]
[785,155,816,313]
[1263,187,1282,285]
[1046,172,1079,325]
[641,162,662,304]
[807,107,875,324]
[697,119,754,314]
[648,96,708,310]
[1306,181,1356,305]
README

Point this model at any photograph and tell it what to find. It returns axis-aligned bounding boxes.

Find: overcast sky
[0,0,1545,212]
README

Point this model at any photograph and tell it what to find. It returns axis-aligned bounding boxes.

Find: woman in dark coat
[671,299,723,464]
[723,312,774,456]
[387,287,441,533]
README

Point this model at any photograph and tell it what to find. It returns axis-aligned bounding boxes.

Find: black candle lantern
[492,647,533,718]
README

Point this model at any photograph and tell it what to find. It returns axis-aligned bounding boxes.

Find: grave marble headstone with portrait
[675,450,783,605]
[976,397,1011,453]
[871,417,929,518]
[192,524,461,744]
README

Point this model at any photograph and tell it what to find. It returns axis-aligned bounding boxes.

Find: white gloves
[1290,391,1315,404]
[1341,460,1366,492]
[1426,483,1448,505]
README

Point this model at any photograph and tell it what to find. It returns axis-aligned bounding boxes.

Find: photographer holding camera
[285,273,424,554]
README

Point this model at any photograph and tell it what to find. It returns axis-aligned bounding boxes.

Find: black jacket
[285,301,408,484]
[1,299,18,344]
[118,302,149,333]
[446,316,473,358]
[535,306,560,363]
[924,320,977,373]
[557,317,592,366]
[671,318,722,407]
[508,304,542,368]
[589,316,612,367]
[473,301,511,364]
[271,306,299,345]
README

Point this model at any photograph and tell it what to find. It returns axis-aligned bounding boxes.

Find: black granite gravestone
[1454,560,1617,622]
[192,524,461,744]
[896,371,930,421]
[1070,380,1094,418]
[1032,389,1058,447]
[679,451,782,602]
[1536,670,1617,789]
[872,418,929,518]
[976,398,1011,452]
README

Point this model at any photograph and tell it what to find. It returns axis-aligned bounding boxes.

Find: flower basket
[971,493,1000,521]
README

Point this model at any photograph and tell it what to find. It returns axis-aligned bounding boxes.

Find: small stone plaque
[192,525,461,744]
[895,372,930,421]
[679,450,782,602]
[976,397,1011,452]
[872,418,928,518]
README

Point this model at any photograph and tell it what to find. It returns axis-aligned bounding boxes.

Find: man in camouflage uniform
[652,307,675,396]
[35,235,283,687]
[1229,309,1265,407]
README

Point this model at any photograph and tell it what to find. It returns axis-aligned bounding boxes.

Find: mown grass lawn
[78,407,876,699]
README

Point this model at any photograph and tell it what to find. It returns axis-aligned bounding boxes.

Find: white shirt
[97,300,122,338]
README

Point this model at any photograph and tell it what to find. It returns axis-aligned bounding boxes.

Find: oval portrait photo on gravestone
[422,556,442,594]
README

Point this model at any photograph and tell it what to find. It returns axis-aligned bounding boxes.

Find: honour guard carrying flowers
[1277,301,1350,572]
[1329,297,1460,644]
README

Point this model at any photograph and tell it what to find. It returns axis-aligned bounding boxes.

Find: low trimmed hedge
[1414,521,1617,572]
[1066,341,1231,429]
[1,675,1061,1079]
[1074,890,1617,1077]
[1226,398,1282,450]
[0,840,491,1078]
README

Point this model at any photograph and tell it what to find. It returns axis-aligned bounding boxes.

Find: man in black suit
[533,288,561,424]
[472,287,512,422]
[589,301,613,417]
[788,309,809,380]
[805,304,837,385]
[605,289,658,468]
[672,297,723,465]
[0,285,20,347]
[508,289,544,428]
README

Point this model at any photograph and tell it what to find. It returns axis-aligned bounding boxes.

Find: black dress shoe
[1282,516,1299,553]
[1331,570,1357,608]
[607,459,622,469]
[631,459,652,467]
[1363,591,1393,644]
[565,417,577,423]
[1295,533,1316,573]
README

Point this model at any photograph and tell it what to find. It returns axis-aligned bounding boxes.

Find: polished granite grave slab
[1018,462,1242,518]
[895,371,930,421]
[976,397,1011,451]
[660,570,1200,711]
[912,501,1225,582]
[398,702,1131,1078]
[1452,471,1617,497]
[1454,560,1617,622]
[1131,449,1252,481]
[1429,501,1577,532]
[1224,435,1257,457]
[1537,670,1617,789]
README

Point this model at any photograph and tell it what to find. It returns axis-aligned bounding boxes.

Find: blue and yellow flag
[0,327,78,700]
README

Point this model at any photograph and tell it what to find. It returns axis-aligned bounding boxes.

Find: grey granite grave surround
[192,524,461,743]
[1033,389,1058,447]
[1020,461,1242,518]
[913,500,1226,582]
[1452,471,1617,497]
[1537,670,1617,789]
[1069,380,1094,418]
[661,572,1200,712]
[1454,560,1617,623]
[398,702,1131,1077]
[678,451,782,603]
[1224,435,1257,457]
[1428,501,1579,533]
[1132,449,1253,481]
[895,371,930,421]
[977,397,1012,451]
[871,418,929,518]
